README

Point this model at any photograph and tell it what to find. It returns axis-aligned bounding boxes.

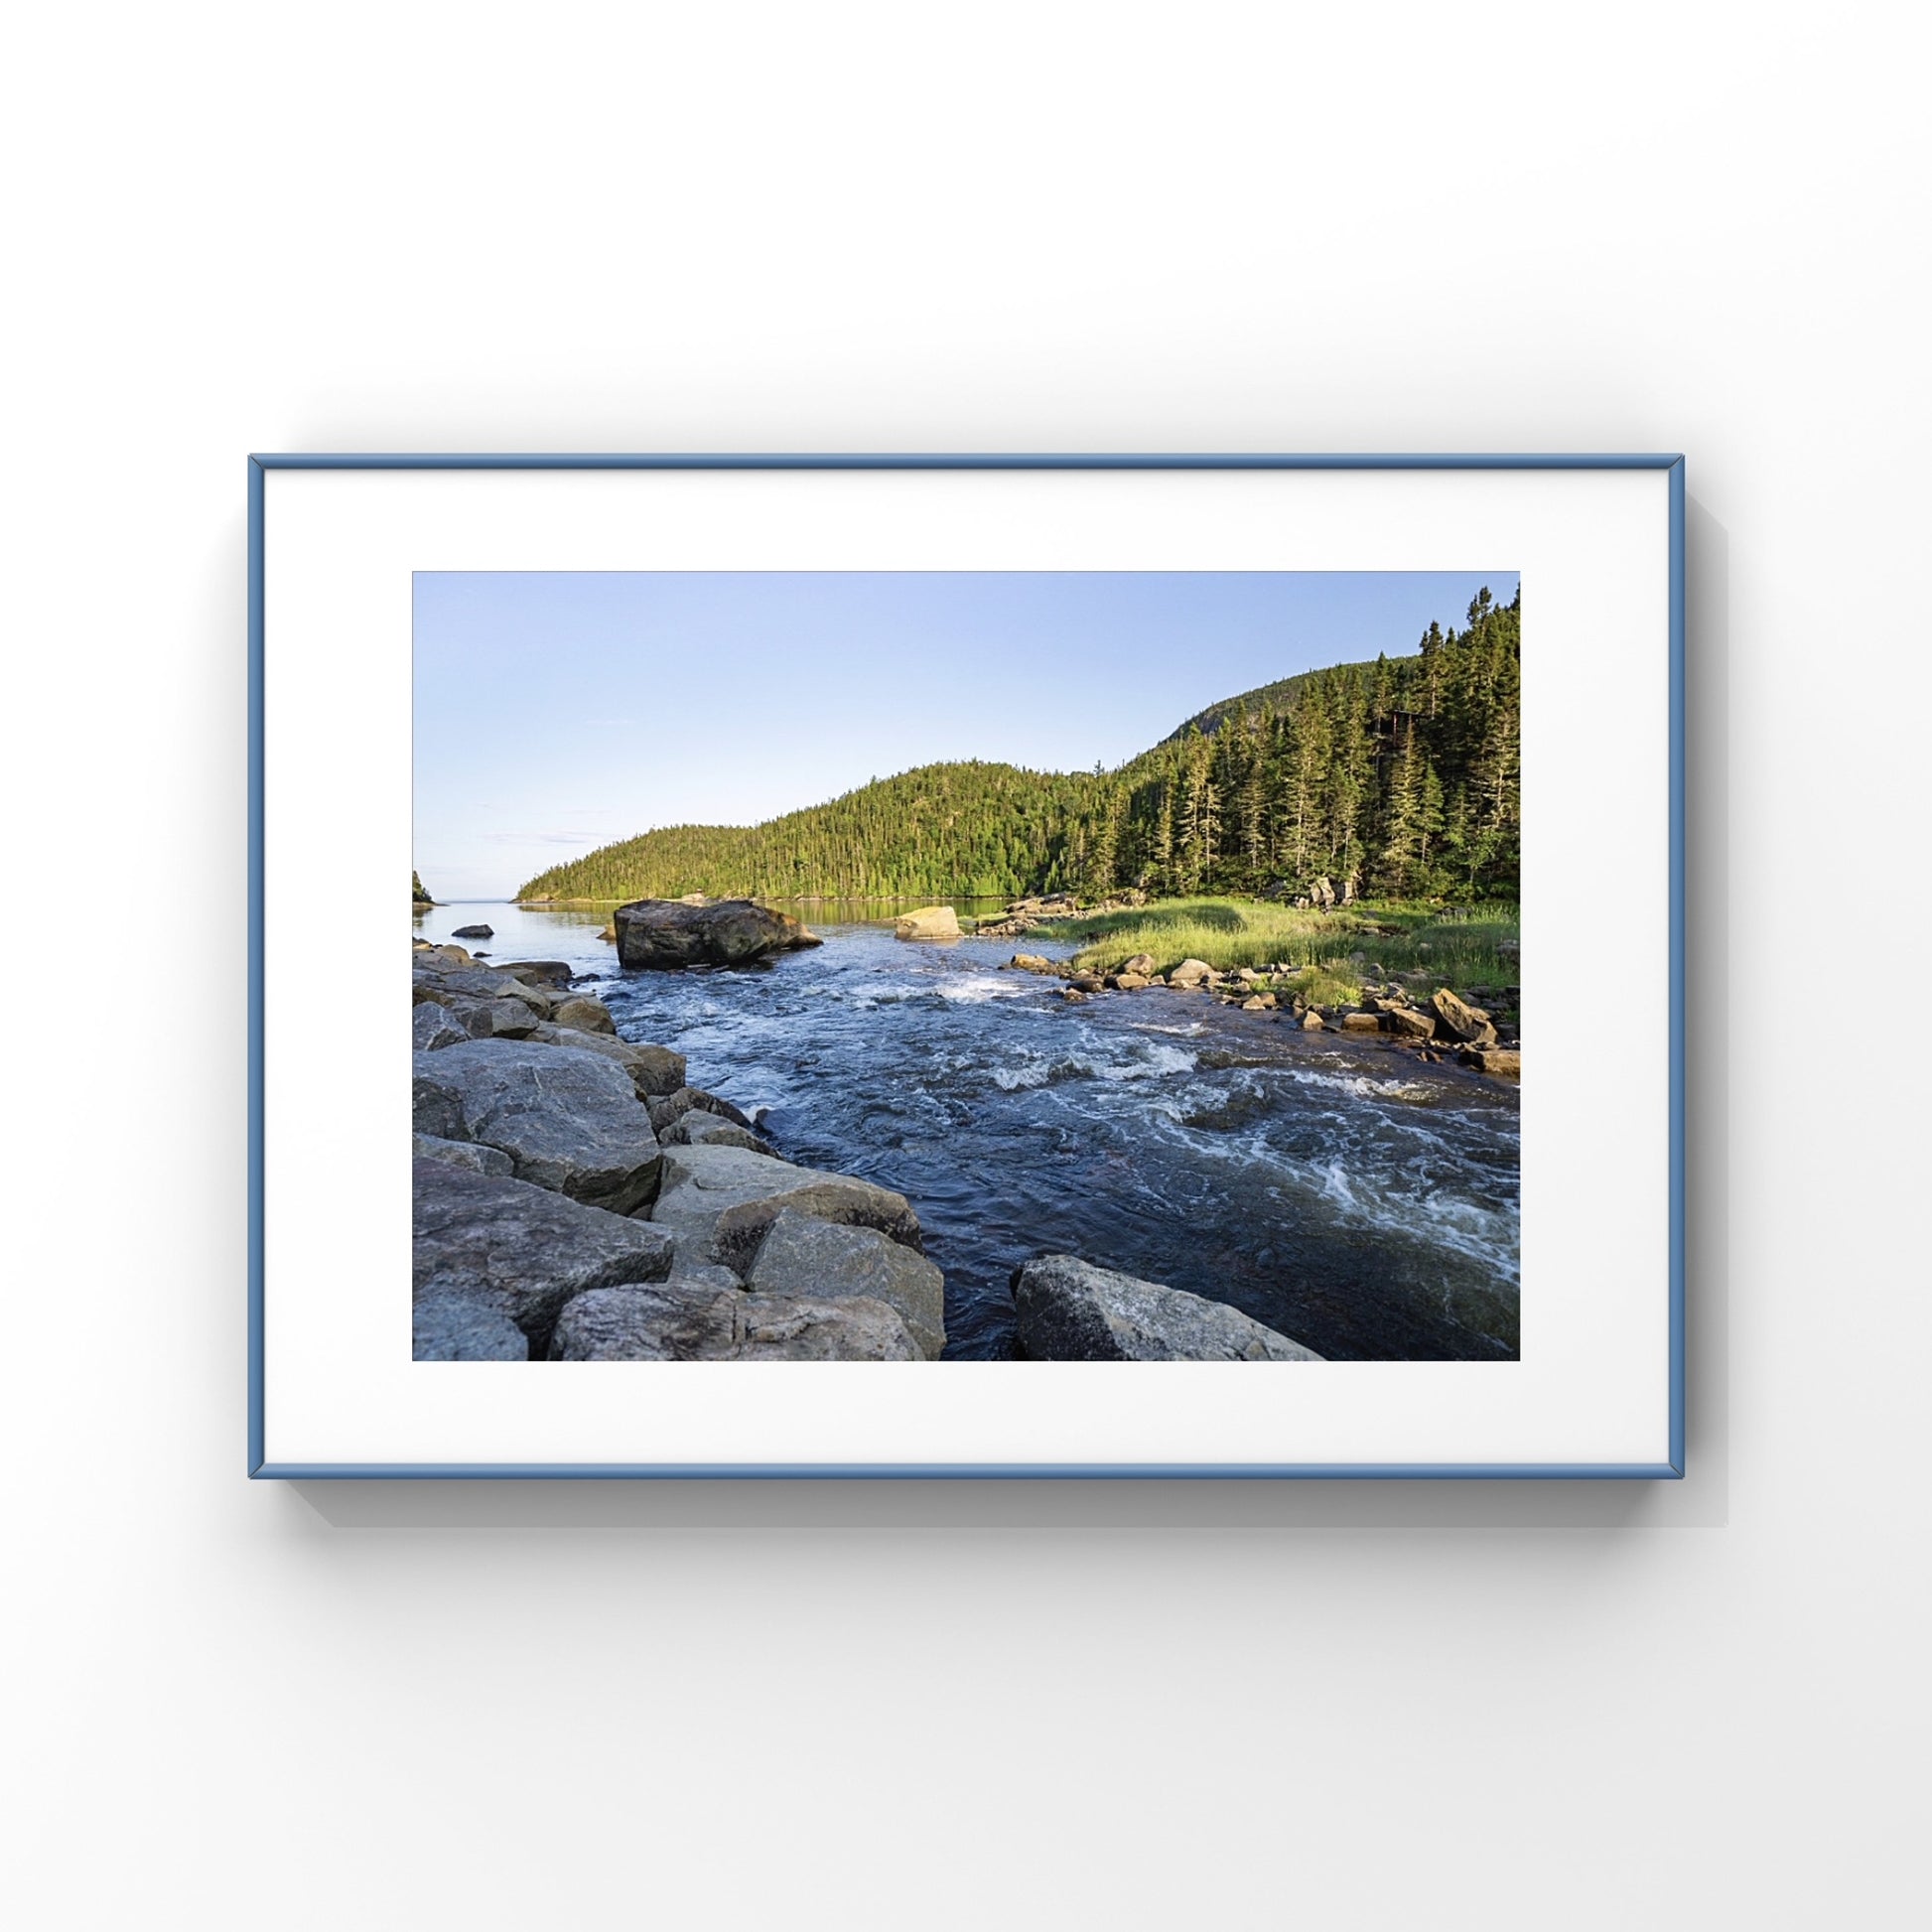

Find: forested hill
[516,585,1520,904]
[1160,657,1389,745]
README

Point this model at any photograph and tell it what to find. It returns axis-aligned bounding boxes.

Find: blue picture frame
[248,452,1686,1480]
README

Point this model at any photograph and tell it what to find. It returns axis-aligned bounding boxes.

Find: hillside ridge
[515,588,1519,903]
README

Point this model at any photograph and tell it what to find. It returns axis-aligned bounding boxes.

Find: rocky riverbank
[1003,949,1522,1079]
[412,910,1327,1362]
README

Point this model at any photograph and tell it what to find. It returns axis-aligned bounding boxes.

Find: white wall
[6,4,1923,1927]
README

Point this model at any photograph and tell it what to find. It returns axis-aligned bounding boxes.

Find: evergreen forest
[515,587,1521,905]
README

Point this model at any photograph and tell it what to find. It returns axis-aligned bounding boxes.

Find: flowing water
[416,898,1522,1361]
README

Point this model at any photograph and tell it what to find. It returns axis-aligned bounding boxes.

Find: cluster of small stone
[1003,950,1521,1079]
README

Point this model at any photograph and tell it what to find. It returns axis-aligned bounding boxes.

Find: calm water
[416,898,1522,1360]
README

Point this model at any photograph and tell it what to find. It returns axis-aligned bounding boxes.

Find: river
[415,898,1522,1361]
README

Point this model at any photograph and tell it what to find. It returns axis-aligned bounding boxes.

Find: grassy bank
[1051,897,1519,1007]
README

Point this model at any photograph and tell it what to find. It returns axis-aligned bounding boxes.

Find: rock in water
[412,1158,675,1356]
[614,897,822,970]
[893,904,961,940]
[411,1039,664,1214]
[744,1207,947,1358]
[450,923,494,939]
[1430,987,1498,1046]
[1384,1006,1437,1039]
[1457,1046,1522,1079]
[649,1143,923,1274]
[1120,953,1157,977]
[1169,958,1216,987]
[1010,1256,1323,1361]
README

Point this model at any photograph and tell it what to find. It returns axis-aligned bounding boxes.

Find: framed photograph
[249,454,1684,1477]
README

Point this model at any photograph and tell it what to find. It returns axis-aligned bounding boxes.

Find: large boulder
[1011,1256,1323,1361]
[412,1159,675,1356]
[1431,987,1498,1046]
[893,904,961,940]
[743,1207,946,1359]
[524,1024,685,1100]
[1169,958,1215,987]
[450,923,494,939]
[411,1039,663,1214]
[649,1143,922,1274]
[1120,953,1157,977]
[614,897,822,970]
[549,1283,919,1361]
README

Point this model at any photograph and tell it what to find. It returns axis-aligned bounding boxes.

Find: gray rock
[411,1039,663,1214]
[893,904,961,939]
[736,1295,920,1360]
[525,1024,686,1100]
[660,1110,773,1156]
[1011,1255,1323,1362]
[413,1292,528,1360]
[413,1158,675,1354]
[415,965,551,1017]
[1120,953,1157,977]
[1430,987,1498,1046]
[649,1143,922,1274]
[549,1283,919,1360]
[412,1004,468,1051]
[745,1207,946,1359]
[450,923,494,939]
[1457,1046,1522,1079]
[494,960,576,989]
[413,1132,513,1178]
[646,1085,756,1134]
[1384,1005,1437,1039]
[1169,958,1215,987]
[550,995,618,1035]
[548,1281,741,1360]
[659,1227,746,1287]
[447,996,543,1040]
[615,897,823,970]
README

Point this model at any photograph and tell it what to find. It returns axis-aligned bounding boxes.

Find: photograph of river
[412,571,1521,1364]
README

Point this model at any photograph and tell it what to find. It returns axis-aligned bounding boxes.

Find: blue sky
[414,570,1519,898]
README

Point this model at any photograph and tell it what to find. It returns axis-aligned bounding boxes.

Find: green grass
[1049,897,1520,1007]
